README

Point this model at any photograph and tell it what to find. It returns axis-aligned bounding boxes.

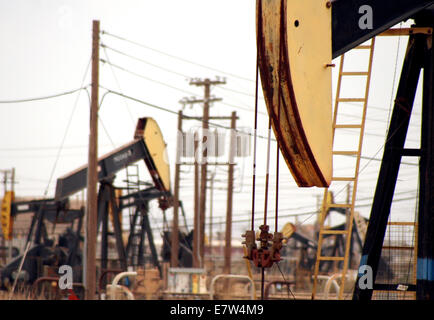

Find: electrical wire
[43,59,91,197]
[101,45,137,126]
[0,87,88,104]
[100,55,266,116]
[8,57,91,299]
[326,118,410,206]
[102,29,419,126]
[144,196,418,232]
[101,43,269,115]
[101,43,190,79]
[101,30,255,83]
[100,58,198,97]
[98,86,277,142]
[102,40,411,121]
[217,85,265,100]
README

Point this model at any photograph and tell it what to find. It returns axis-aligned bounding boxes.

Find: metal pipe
[209,274,255,300]
[109,271,137,300]
[323,274,341,300]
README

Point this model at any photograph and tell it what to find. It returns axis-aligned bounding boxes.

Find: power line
[0,143,115,152]
[101,45,262,100]
[340,127,420,143]
[101,30,423,121]
[330,119,410,201]
[216,85,265,100]
[101,43,190,79]
[100,58,199,97]
[42,59,92,198]
[97,88,419,172]
[0,87,88,104]
[98,116,116,148]
[101,30,255,83]
[101,43,269,115]
[99,85,180,116]
[0,153,85,159]
[220,101,267,115]
[101,42,421,122]
[100,57,264,116]
[343,100,421,117]
[97,86,277,142]
[144,195,418,229]
[339,111,420,126]
[101,44,137,126]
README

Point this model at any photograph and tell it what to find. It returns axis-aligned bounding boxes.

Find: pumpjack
[0,117,177,289]
[256,0,434,299]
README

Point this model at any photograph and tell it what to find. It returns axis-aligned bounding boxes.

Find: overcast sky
[0,1,423,242]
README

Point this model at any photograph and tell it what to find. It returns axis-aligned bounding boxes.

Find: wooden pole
[9,168,14,263]
[85,19,99,300]
[224,112,236,274]
[193,135,200,267]
[187,78,226,268]
[1,171,7,265]
[171,111,182,267]
[199,80,210,267]
[208,172,215,258]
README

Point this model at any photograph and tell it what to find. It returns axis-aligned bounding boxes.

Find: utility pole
[208,172,215,258]
[171,110,182,267]
[193,135,200,267]
[1,168,16,264]
[224,112,236,274]
[1,170,7,265]
[85,19,99,300]
[9,168,14,263]
[189,77,226,267]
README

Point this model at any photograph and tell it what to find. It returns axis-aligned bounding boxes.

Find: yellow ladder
[312,38,376,300]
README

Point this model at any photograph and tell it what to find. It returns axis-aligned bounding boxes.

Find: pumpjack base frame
[353,16,434,300]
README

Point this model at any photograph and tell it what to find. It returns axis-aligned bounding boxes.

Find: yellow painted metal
[257,0,332,187]
[312,38,376,300]
[285,0,333,185]
[142,118,171,193]
[108,188,123,234]
[1,191,14,240]
[379,27,433,36]
[281,222,296,240]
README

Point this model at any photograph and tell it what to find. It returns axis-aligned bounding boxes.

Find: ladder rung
[321,229,349,235]
[337,98,366,102]
[355,45,372,49]
[318,256,345,261]
[334,124,362,129]
[332,177,356,181]
[341,72,369,76]
[328,203,352,208]
[333,151,359,156]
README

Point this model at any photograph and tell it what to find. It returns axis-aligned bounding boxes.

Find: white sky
[0,1,423,242]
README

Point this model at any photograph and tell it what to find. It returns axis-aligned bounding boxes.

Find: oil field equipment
[0,117,178,292]
[251,0,434,300]
[54,117,173,274]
